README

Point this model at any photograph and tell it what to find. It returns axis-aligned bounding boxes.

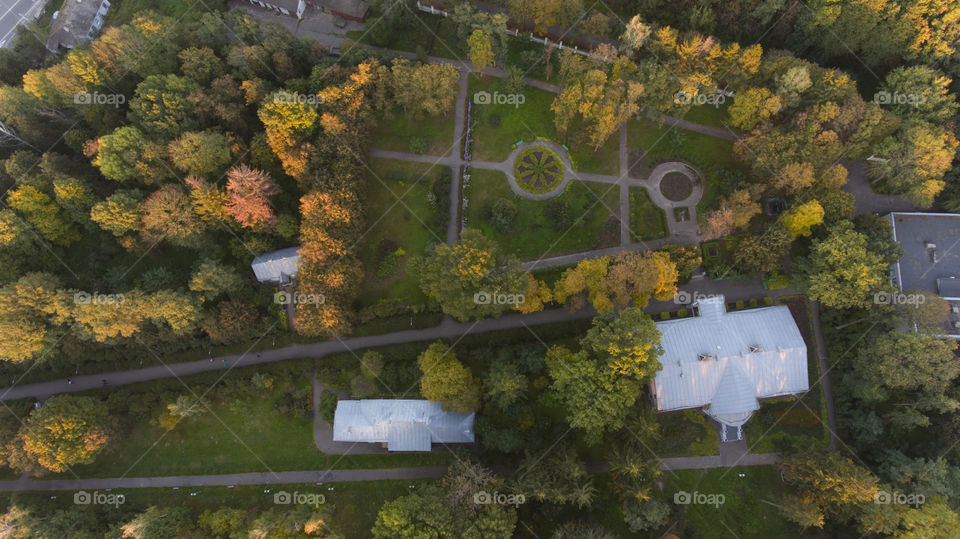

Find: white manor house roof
[332,399,475,452]
[651,296,808,428]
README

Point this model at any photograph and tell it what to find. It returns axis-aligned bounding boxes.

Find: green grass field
[62,385,450,478]
[371,106,455,157]
[629,187,668,241]
[466,168,619,259]
[681,101,735,130]
[628,118,749,218]
[664,466,795,538]
[358,158,450,309]
[468,77,619,175]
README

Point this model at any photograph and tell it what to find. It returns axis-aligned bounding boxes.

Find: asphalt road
[0,0,45,48]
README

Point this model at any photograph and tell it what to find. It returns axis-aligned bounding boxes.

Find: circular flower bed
[660,172,694,201]
[513,146,565,194]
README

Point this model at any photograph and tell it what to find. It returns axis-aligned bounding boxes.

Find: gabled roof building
[251,246,300,284]
[332,399,475,452]
[651,296,808,439]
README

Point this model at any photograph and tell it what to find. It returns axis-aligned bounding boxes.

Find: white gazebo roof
[652,296,808,427]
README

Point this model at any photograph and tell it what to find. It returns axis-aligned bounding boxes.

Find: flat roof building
[651,296,808,441]
[46,0,110,52]
[887,212,960,337]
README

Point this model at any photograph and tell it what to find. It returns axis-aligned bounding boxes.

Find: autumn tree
[20,395,109,472]
[728,87,782,130]
[93,126,151,182]
[451,4,510,62]
[372,483,516,538]
[417,342,481,413]
[6,185,80,247]
[140,184,205,247]
[772,162,816,194]
[257,92,318,179]
[168,131,232,177]
[782,200,825,238]
[120,506,193,539]
[0,272,69,362]
[509,0,569,33]
[703,187,762,239]
[467,29,494,76]
[225,165,279,229]
[485,361,528,409]
[552,68,643,151]
[581,306,663,378]
[546,345,641,444]
[89,189,143,237]
[620,15,652,56]
[852,332,959,431]
[879,65,958,125]
[546,307,662,443]
[184,175,229,223]
[129,74,199,137]
[409,229,526,321]
[178,46,225,85]
[868,122,958,207]
[734,224,791,274]
[516,273,552,314]
[779,445,879,529]
[796,221,888,309]
[189,259,245,300]
[201,299,260,343]
[390,60,460,118]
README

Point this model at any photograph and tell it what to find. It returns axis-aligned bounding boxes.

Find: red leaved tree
[225,165,280,229]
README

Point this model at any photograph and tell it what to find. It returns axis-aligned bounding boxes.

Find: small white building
[332,399,475,452]
[251,246,300,285]
[651,295,808,441]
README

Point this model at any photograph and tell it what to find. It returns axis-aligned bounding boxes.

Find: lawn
[370,106,455,157]
[656,409,719,458]
[663,466,795,538]
[468,77,619,175]
[680,100,735,129]
[628,117,750,217]
[465,168,619,259]
[629,187,668,241]
[62,383,450,479]
[358,158,450,309]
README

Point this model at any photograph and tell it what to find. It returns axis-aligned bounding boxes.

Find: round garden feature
[513,146,565,194]
[659,171,694,202]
